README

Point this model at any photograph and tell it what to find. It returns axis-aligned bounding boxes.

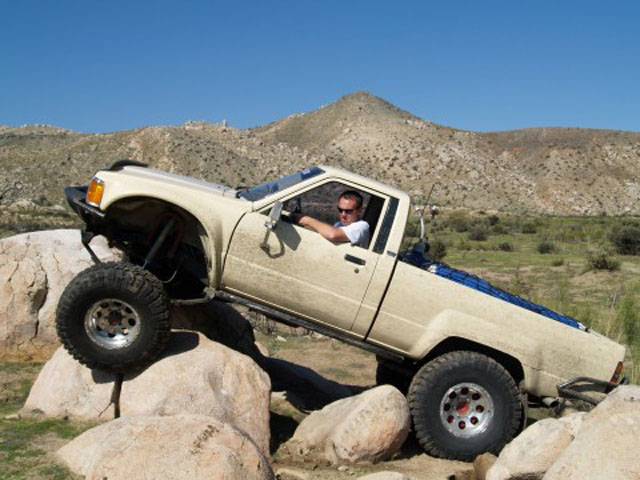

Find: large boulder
[0,229,117,361]
[543,385,640,480]
[486,417,577,480]
[120,331,271,454]
[57,415,274,480]
[285,385,410,464]
[22,331,271,454]
[22,346,117,420]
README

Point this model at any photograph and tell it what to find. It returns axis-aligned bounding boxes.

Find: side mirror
[265,201,283,231]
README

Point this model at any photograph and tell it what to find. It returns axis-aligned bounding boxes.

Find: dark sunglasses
[337,207,356,214]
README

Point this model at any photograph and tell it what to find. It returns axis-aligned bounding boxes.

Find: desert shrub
[551,258,565,267]
[447,210,470,232]
[404,217,421,238]
[554,223,587,243]
[617,290,640,347]
[537,240,557,254]
[468,225,488,241]
[586,249,620,271]
[430,221,446,233]
[521,222,537,234]
[609,223,640,255]
[497,241,514,252]
[428,238,447,261]
[488,214,500,226]
[490,224,508,235]
[457,238,473,251]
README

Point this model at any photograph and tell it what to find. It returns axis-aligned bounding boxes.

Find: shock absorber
[143,218,176,269]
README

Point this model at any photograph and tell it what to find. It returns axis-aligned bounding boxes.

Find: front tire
[56,262,171,372]
[408,351,522,461]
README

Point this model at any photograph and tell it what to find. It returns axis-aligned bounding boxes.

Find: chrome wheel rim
[84,298,141,349]
[439,382,494,438]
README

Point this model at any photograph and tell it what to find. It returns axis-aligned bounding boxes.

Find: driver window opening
[281,182,385,249]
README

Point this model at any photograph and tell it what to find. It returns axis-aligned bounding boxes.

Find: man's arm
[292,214,350,243]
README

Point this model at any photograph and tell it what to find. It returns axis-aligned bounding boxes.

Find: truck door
[221,182,387,334]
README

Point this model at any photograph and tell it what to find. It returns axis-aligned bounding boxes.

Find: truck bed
[400,250,586,331]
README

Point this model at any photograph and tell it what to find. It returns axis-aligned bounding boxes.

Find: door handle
[344,254,366,266]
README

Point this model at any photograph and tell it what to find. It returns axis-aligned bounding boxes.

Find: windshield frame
[237,167,325,202]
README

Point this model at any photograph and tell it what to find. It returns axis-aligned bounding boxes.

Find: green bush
[609,223,640,255]
[586,249,620,271]
[617,291,640,347]
[488,214,500,226]
[457,238,473,251]
[554,223,587,243]
[497,241,514,252]
[551,258,565,267]
[447,210,470,232]
[521,222,537,234]
[468,225,488,241]
[491,224,508,235]
[428,238,447,261]
[537,240,557,254]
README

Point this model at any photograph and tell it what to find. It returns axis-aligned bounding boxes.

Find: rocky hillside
[2,92,640,215]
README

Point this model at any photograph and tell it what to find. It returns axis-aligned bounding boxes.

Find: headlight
[86,177,105,207]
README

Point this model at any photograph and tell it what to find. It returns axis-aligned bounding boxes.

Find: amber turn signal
[86,177,105,207]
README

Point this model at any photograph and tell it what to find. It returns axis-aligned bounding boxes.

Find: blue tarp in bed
[401,250,586,331]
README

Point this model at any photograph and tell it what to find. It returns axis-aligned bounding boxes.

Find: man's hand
[290,213,349,243]
[289,212,304,225]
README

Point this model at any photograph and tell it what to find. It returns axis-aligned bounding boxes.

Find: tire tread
[408,350,522,460]
[56,262,171,372]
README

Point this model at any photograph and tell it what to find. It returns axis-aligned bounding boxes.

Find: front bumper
[65,186,106,264]
[64,186,106,219]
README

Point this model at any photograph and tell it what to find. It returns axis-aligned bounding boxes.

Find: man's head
[337,190,363,226]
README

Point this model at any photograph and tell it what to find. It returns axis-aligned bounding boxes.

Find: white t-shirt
[334,220,370,248]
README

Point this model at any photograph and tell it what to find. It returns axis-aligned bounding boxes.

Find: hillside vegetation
[2,91,640,216]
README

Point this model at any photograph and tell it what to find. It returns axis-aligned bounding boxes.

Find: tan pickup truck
[58,161,626,460]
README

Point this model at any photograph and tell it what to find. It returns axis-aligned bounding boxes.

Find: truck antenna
[417,184,438,243]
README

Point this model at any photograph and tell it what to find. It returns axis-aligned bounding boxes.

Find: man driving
[291,190,370,248]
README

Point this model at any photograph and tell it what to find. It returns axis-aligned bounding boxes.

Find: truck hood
[114,166,240,199]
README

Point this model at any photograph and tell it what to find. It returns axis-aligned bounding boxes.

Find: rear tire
[56,262,171,372]
[408,351,521,461]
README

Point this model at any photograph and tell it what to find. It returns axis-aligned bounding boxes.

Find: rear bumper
[557,376,629,405]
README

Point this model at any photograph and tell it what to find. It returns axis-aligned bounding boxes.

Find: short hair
[339,190,363,209]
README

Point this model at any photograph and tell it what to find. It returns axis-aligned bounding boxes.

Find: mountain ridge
[1,91,639,215]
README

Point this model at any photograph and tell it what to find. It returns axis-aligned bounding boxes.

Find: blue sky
[1,1,639,133]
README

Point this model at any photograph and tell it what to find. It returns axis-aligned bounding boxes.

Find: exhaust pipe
[542,396,561,409]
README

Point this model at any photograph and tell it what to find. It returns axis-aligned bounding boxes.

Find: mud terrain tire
[408,351,521,461]
[56,262,171,372]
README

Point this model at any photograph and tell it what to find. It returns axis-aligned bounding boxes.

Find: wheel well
[99,197,211,296]
[417,337,525,386]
